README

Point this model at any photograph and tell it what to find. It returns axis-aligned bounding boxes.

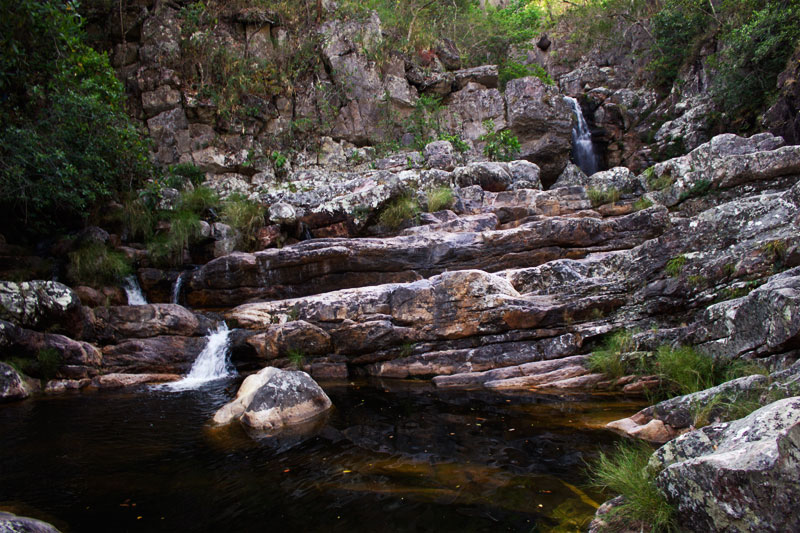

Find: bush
[379,194,420,229]
[219,194,266,251]
[426,186,455,212]
[499,61,554,90]
[480,120,521,162]
[67,242,132,286]
[166,163,206,189]
[0,0,150,239]
[588,441,675,532]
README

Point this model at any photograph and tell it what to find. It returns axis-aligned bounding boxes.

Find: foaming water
[171,271,187,304]
[122,275,147,305]
[0,379,646,532]
[565,96,601,176]
[163,323,234,391]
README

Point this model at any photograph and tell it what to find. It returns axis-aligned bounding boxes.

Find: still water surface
[0,379,644,532]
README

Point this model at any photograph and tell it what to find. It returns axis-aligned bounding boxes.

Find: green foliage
[438,133,470,153]
[166,163,206,190]
[147,209,203,268]
[5,348,63,382]
[633,197,654,211]
[379,194,420,229]
[426,186,455,212]
[499,61,554,90]
[179,186,220,215]
[479,120,521,162]
[587,187,620,207]
[587,330,638,379]
[0,0,150,239]
[648,0,708,90]
[645,169,675,191]
[678,179,712,202]
[406,94,444,151]
[665,254,687,277]
[762,239,787,263]
[122,196,156,242]
[67,242,132,286]
[651,345,716,396]
[286,348,305,368]
[588,441,675,532]
[271,151,288,170]
[219,194,266,251]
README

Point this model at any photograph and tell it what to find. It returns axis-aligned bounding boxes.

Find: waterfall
[171,271,187,305]
[123,275,147,306]
[564,96,600,176]
[164,323,234,391]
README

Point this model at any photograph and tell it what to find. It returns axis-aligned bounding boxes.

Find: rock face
[0,361,30,402]
[0,281,83,336]
[93,304,212,343]
[505,77,574,184]
[213,366,332,431]
[652,398,800,533]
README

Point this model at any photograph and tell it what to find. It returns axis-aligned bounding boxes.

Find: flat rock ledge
[213,367,332,432]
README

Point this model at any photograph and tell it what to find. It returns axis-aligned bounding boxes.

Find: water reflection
[0,378,644,532]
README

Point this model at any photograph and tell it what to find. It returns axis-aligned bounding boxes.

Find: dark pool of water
[0,379,644,532]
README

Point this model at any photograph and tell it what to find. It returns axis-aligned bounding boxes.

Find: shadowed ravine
[0,380,644,532]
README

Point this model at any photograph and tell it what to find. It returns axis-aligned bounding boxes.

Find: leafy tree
[0,0,150,240]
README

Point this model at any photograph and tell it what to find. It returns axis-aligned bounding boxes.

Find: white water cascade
[171,271,187,304]
[564,96,600,176]
[165,323,234,391]
[123,275,148,306]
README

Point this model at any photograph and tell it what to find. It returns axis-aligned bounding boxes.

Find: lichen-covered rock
[453,162,512,191]
[212,366,332,431]
[0,361,30,402]
[652,397,800,532]
[442,82,506,141]
[504,77,574,183]
[507,160,542,190]
[0,281,82,333]
[424,140,457,171]
[0,511,61,533]
[587,167,644,196]
[552,162,588,188]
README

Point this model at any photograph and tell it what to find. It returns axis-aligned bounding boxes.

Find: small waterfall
[164,323,234,391]
[123,275,147,306]
[171,271,187,305]
[564,96,600,176]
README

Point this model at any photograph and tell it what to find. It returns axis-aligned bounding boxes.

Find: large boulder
[0,511,60,533]
[213,366,332,431]
[652,397,800,532]
[504,77,574,184]
[0,281,83,335]
[93,304,213,343]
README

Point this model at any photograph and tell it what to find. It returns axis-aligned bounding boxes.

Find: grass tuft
[587,187,620,207]
[426,186,454,212]
[67,242,132,286]
[379,194,420,229]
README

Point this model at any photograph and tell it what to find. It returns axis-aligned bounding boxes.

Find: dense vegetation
[0,0,150,240]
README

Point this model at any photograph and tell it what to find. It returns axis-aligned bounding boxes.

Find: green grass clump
[589,441,675,532]
[179,186,220,215]
[587,330,638,379]
[587,187,621,207]
[665,255,687,277]
[426,186,454,212]
[762,239,787,263]
[645,168,675,191]
[652,345,716,396]
[5,348,63,382]
[147,209,203,267]
[678,179,712,202]
[220,193,266,251]
[67,242,133,286]
[286,348,305,368]
[632,197,654,211]
[379,194,420,229]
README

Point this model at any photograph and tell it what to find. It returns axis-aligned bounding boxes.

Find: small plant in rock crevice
[665,254,687,277]
[479,120,521,162]
[425,186,454,212]
[379,193,420,229]
[286,348,306,369]
[587,187,621,207]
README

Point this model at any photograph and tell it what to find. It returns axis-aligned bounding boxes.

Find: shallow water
[0,379,644,532]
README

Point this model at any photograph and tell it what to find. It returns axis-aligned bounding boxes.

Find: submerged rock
[652,397,800,532]
[213,367,332,432]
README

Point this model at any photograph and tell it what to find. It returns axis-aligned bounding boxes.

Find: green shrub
[167,163,206,189]
[426,186,455,212]
[499,61,554,90]
[648,0,708,90]
[122,196,156,242]
[480,120,521,162]
[67,242,132,286]
[678,179,712,202]
[438,133,470,153]
[762,239,787,263]
[147,210,202,267]
[665,255,687,277]
[588,441,675,532]
[379,194,420,229]
[0,0,150,239]
[220,194,266,251]
[587,187,621,207]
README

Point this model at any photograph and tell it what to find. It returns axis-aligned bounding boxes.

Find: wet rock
[504,77,574,183]
[93,304,212,343]
[310,362,348,380]
[434,353,587,389]
[91,373,181,389]
[212,367,332,431]
[44,378,91,393]
[244,320,333,360]
[652,397,800,532]
[101,336,208,374]
[0,511,61,533]
[0,320,102,377]
[0,361,30,402]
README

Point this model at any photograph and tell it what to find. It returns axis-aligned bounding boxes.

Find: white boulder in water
[213,367,332,432]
